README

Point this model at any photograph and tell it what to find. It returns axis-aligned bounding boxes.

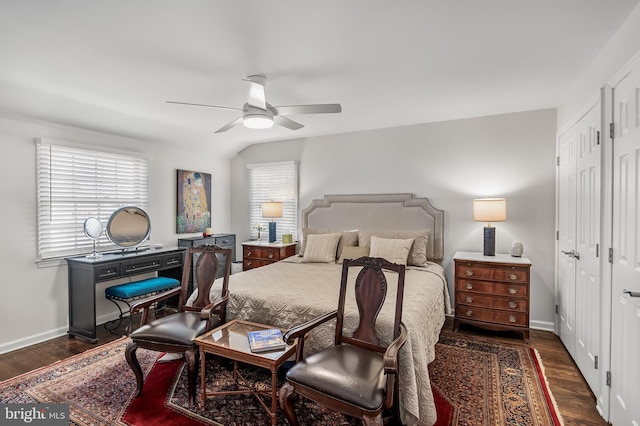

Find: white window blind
[36,139,149,260]
[248,161,297,242]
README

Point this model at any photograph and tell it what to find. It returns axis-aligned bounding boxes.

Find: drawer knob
[466,296,473,303]
[508,315,517,323]
[247,251,251,257]
[508,301,517,309]
[509,273,518,280]
[466,310,473,317]
[268,253,274,259]
[247,261,251,267]
[466,283,473,290]
[508,288,518,294]
[465,269,474,276]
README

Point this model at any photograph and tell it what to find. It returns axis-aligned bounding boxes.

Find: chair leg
[125,340,144,396]
[278,382,299,426]
[362,414,384,426]
[184,348,199,407]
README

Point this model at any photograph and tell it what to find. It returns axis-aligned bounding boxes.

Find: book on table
[247,328,286,353]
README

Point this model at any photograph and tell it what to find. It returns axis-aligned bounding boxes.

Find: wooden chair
[278,256,408,426]
[125,245,232,407]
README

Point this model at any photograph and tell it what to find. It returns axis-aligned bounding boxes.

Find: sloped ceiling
[0,0,638,158]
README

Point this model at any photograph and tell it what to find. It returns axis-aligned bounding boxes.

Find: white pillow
[301,233,342,263]
[369,236,413,265]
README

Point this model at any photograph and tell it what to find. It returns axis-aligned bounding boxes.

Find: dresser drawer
[457,305,528,327]
[243,258,274,270]
[94,262,122,282]
[243,246,282,261]
[456,263,528,283]
[456,279,528,297]
[456,291,527,312]
[215,235,235,248]
[162,252,183,268]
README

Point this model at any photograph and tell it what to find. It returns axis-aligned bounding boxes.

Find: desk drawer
[94,263,121,282]
[243,246,282,261]
[123,256,163,275]
[163,252,183,268]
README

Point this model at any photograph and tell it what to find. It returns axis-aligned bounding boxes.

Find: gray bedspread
[189,257,451,425]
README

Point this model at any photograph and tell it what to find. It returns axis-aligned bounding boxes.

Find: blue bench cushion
[105,277,180,300]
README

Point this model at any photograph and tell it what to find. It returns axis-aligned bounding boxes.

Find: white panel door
[574,104,602,395]
[557,125,577,355]
[610,64,640,426]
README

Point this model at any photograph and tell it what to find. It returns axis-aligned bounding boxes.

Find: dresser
[242,241,297,271]
[453,251,532,342]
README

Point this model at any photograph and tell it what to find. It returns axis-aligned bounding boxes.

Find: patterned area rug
[0,333,562,425]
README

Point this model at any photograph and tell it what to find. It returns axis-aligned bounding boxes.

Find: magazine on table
[247,328,286,353]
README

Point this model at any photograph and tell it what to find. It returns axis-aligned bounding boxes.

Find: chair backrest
[177,245,232,313]
[335,256,406,353]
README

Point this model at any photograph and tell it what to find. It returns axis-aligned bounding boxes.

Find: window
[247,161,297,241]
[36,139,149,260]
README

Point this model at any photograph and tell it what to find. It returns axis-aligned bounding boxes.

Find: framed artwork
[176,169,211,234]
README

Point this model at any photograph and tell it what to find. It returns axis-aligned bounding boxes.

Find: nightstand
[453,251,532,342]
[242,241,297,271]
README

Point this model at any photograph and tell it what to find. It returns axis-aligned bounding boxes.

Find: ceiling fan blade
[243,75,267,110]
[214,117,243,133]
[166,101,242,112]
[274,115,304,130]
[273,104,342,116]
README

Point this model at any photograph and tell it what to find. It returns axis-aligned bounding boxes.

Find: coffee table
[194,319,296,425]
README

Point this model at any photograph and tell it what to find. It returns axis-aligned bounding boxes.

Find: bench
[104,276,180,333]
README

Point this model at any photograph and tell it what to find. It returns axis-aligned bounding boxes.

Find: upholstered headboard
[302,193,445,263]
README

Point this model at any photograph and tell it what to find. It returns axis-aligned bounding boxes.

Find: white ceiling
[1,0,638,158]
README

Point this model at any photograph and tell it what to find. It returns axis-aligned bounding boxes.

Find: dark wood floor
[0,316,608,425]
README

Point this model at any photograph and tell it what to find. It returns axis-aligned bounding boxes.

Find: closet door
[610,63,640,426]
[573,104,601,396]
[556,102,602,397]
[557,126,577,354]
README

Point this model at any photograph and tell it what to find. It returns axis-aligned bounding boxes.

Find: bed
[190,193,451,425]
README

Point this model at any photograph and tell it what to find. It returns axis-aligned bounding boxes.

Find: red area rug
[0,333,562,425]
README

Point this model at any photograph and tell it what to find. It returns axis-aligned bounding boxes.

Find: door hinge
[596,243,599,258]
[556,230,559,241]
[556,156,560,166]
[606,371,611,387]
[609,248,613,263]
[594,355,598,369]
[555,304,559,314]
[610,123,614,139]
[597,130,600,145]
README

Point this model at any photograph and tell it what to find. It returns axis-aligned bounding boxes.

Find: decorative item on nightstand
[511,241,524,257]
[473,197,506,256]
[262,201,283,243]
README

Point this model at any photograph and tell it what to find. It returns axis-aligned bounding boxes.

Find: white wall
[558,2,640,128]
[0,114,230,353]
[231,108,557,329]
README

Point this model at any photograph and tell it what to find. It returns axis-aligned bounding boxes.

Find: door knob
[623,289,640,298]
[562,249,580,260]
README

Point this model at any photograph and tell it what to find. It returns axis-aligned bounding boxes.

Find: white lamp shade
[244,114,274,129]
[261,202,283,219]
[473,198,506,223]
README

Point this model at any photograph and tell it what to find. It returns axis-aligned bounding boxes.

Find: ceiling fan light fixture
[243,114,273,129]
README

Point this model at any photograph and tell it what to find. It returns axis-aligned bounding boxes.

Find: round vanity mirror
[106,206,151,249]
[83,217,104,259]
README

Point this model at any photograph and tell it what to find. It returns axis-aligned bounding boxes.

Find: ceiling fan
[167,75,342,133]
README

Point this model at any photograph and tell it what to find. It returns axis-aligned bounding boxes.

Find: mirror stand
[84,217,104,259]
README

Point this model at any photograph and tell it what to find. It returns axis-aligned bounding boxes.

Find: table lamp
[473,198,506,256]
[261,201,283,243]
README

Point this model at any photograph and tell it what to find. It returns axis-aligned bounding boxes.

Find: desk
[65,246,184,343]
